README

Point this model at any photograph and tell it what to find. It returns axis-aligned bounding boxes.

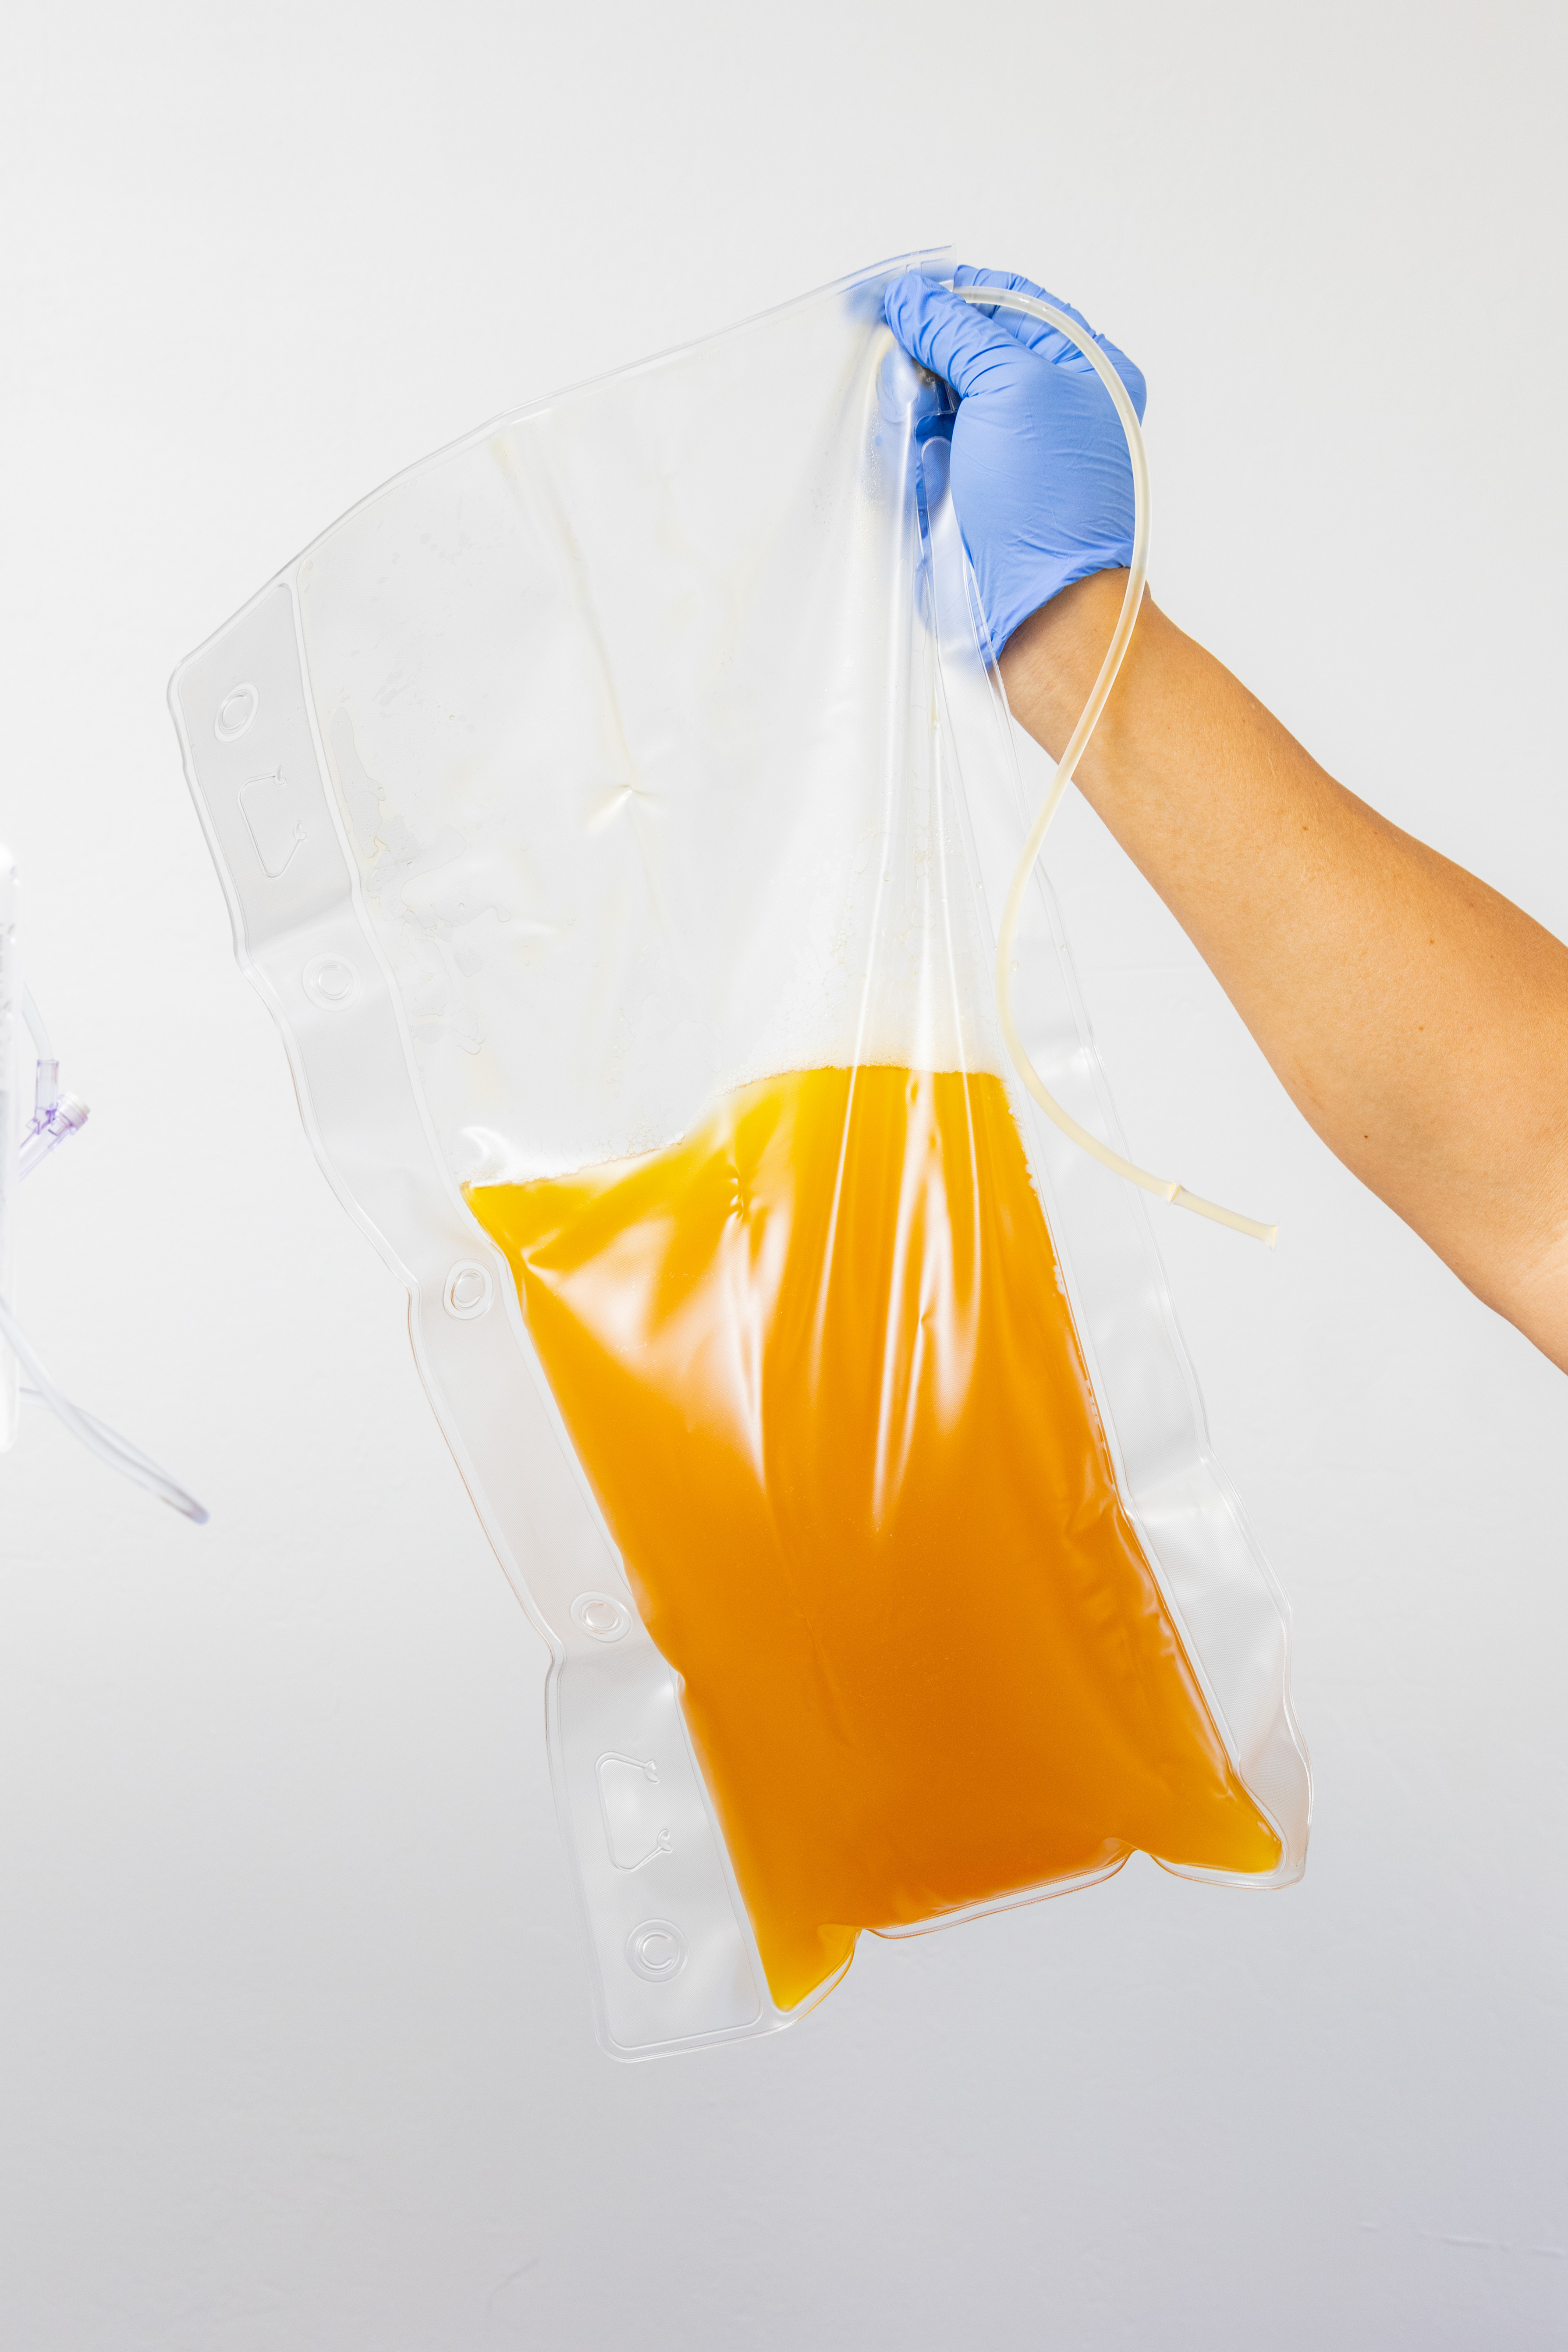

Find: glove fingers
[954,263,1094,351]
[883,274,1028,401]
[953,263,1148,423]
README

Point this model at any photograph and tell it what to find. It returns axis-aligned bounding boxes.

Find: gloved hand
[883,264,1146,657]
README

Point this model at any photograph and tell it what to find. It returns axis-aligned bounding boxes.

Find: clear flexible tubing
[0,1290,208,1522]
[953,284,1276,1248]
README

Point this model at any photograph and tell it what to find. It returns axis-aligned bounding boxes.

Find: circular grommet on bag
[303,954,359,1010]
[443,1261,493,1320]
[625,1921,686,1983]
[214,682,258,741]
[572,1592,631,1643]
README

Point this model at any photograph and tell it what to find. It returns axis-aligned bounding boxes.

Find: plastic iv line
[0,964,207,1521]
[953,284,1277,1248]
[3,1296,209,1523]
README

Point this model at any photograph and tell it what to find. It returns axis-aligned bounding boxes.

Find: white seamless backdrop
[0,4,1563,2347]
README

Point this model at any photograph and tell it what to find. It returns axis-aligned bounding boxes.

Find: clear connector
[0,844,205,1518]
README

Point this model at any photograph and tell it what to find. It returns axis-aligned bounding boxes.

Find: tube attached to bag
[174,253,1309,2056]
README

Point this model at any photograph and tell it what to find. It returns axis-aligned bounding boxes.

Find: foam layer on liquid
[468,1067,1281,2010]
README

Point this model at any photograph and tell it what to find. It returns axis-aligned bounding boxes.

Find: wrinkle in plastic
[173,253,1309,2056]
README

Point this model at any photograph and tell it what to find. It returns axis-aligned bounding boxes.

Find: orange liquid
[468,1067,1280,2011]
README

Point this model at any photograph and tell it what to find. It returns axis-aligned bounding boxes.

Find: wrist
[997,570,1154,777]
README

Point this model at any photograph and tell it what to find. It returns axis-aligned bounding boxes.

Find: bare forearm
[1000,575,1568,1365]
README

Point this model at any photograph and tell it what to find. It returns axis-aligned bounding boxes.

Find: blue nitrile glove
[883,264,1147,657]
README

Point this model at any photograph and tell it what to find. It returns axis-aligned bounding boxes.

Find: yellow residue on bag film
[467,1065,1281,2012]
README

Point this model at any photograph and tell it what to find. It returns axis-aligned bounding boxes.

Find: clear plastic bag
[172,251,1309,2057]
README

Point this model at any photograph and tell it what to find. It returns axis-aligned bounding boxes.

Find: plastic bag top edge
[167,246,955,696]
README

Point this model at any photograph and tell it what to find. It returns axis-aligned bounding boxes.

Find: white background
[2,2,1564,2344]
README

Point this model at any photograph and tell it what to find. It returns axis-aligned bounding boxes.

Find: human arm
[885,267,1568,1368]
[1002,576,1568,1368]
